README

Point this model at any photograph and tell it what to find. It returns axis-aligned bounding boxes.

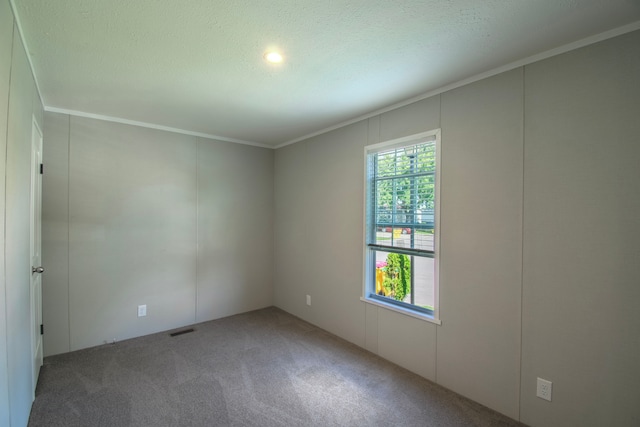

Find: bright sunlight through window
[363,130,441,323]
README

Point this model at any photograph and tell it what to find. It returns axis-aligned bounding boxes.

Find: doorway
[30,116,43,395]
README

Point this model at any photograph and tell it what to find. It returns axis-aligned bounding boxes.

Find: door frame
[29,115,43,396]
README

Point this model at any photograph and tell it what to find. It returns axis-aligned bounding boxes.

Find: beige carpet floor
[28,307,525,426]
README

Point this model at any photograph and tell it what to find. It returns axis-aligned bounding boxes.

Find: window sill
[360,296,442,325]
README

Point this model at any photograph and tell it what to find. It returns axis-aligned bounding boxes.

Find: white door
[30,117,43,395]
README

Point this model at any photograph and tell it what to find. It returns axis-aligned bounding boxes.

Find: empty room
[1,1,639,426]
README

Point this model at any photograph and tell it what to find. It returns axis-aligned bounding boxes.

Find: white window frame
[361,129,441,325]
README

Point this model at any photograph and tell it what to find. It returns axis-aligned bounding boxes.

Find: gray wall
[196,139,274,322]
[521,30,640,427]
[1,1,45,425]
[42,114,274,354]
[438,68,524,417]
[0,1,14,423]
[273,30,640,426]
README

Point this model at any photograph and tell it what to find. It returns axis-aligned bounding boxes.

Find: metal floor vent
[170,328,195,337]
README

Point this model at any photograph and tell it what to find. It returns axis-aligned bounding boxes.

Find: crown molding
[44,107,272,148]
[9,0,44,105]
[274,20,640,149]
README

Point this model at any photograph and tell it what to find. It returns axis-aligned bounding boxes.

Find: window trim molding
[362,129,442,324]
[360,296,442,325]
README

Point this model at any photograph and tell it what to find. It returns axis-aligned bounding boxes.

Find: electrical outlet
[536,378,552,401]
[306,295,311,306]
[138,304,147,317]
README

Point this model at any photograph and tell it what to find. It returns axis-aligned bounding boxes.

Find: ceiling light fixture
[264,51,283,63]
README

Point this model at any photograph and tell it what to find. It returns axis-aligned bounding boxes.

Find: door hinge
[40,324,43,335]
[40,163,43,174]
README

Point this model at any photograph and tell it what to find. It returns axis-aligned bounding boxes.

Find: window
[363,130,440,323]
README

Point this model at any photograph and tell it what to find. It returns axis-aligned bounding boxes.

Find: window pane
[366,134,438,317]
[375,180,393,223]
[413,255,435,310]
[372,142,436,251]
[414,229,434,251]
[373,227,413,249]
[373,250,434,311]
[416,141,436,173]
[376,150,399,178]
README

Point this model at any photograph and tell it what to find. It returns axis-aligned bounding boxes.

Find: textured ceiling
[12,0,640,147]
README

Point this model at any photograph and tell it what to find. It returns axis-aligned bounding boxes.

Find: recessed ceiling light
[264,51,283,63]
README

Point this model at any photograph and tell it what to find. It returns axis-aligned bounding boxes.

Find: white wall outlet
[536,377,552,401]
[137,304,147,317]
[306,295,311,306]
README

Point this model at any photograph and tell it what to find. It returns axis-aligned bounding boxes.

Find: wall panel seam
[195,138,198,323]
[66,114,71,352]
[518,65,526,422]
[434,93,442,385]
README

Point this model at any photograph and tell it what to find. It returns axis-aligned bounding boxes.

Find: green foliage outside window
[382,253,411,301]
[374,143,436,225]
